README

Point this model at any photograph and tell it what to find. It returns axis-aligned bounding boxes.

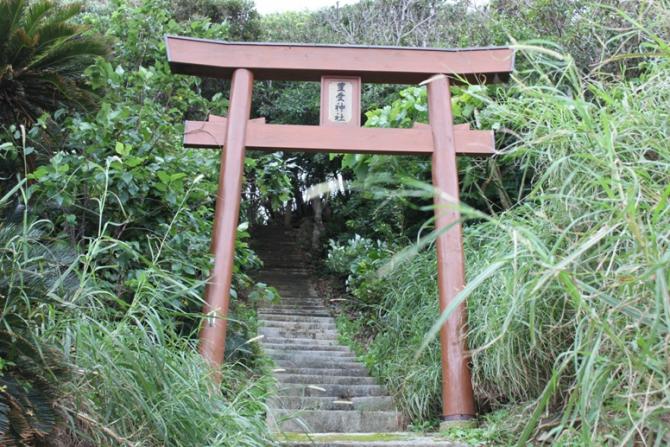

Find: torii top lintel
[165,35,514,84]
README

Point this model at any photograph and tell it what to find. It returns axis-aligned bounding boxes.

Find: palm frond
[0,0,108,125]
[0,0,27,64]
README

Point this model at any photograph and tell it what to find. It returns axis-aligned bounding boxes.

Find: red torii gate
[165,36,514,425]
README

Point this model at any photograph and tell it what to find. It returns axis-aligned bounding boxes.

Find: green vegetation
[1,0,669,445]
[325,12,670,447]
[1,0,280,444]
[0,0,108,125]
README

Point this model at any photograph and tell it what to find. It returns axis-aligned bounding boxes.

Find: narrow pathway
[252,225,403,433]
[251,224,463,446]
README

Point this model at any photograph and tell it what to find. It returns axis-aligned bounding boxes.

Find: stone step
[260,309,328,316]
[260,305,329,312]
[259,328,339,339]
[277,383,387,397]
[281,436,462,447]
[274,374,376,386]
[272,367,369,377]
[260,318,331,324]
[262,343,350,352]
[273,288,318,294]
[266,352,356,362]
[261,305,328,312]
[258,314,335,323]
[265,297,326,303]
[268,396,396,411]
[266,348,354,357]
[252,227,405,436]
[261,337,341,347]
[255,279,314,287]
[260,321,337,330]
[261,300,324,305]
[273,359,364,369]
[268,409,404,433]
[259,310,332,318]
[274,292,320,299]
[261,303,326,309]
[264,287,318,295]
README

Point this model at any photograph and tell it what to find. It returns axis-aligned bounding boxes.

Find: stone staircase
[251,225,406,434]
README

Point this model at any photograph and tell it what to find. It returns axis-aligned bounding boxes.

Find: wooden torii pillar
[165,36,514,425]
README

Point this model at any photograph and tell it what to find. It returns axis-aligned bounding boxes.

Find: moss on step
[277,432,444,442]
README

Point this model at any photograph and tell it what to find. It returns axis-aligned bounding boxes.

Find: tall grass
[334,40,670,444]
[1,172,275,445]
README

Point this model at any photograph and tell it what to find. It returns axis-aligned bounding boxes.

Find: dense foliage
[1,0,669,445]
[0,0,108,126]
[1,0,281,445]
[325,7,670,446]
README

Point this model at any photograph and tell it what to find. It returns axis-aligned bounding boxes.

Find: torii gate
[165,36,514,425]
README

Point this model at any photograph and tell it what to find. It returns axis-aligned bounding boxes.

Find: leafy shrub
[335,44,670,444]
[0,0,108,126]
[326,235,391,303]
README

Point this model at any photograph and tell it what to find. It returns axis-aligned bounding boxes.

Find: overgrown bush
[332,42,670,445]
[325,235,392,303]
[0,182,275,445]
[1,1,284,444]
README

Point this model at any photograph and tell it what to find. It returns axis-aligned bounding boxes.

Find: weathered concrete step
[259,306,328,313]
[262,343,350,352]
[266,348,354,357]
[268,409,404,433]
[259,320,334,327]
[268,295,325,300]
[278,383,387,397]
[260,310,328,317]
[260,285,315,292]
[273,359,364,369]
[272,367,369,377]
[273,290,319,298]
[262,288,317,295]
[259,328,339,339]
[259,314,334,323]
[264,298,326,304]
[270,290,320,298]
[261,302,328,311]
[261,305,326,310]
[274,374,376,385]
[260,305,328,313]
[255,279,313,286]
[269,396,395,411]
[280,436,462,447]
[266,352,356,363]
[259,310,331,317]
[261,337,340,346]
[260,321,337,330]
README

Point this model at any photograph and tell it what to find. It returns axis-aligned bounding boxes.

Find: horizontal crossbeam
[183,118,494,156]
[166,36,514,84]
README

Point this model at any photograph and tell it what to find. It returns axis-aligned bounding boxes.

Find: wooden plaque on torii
[165,35,515,423]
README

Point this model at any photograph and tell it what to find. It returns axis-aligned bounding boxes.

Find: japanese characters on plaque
[320,76,361,127]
